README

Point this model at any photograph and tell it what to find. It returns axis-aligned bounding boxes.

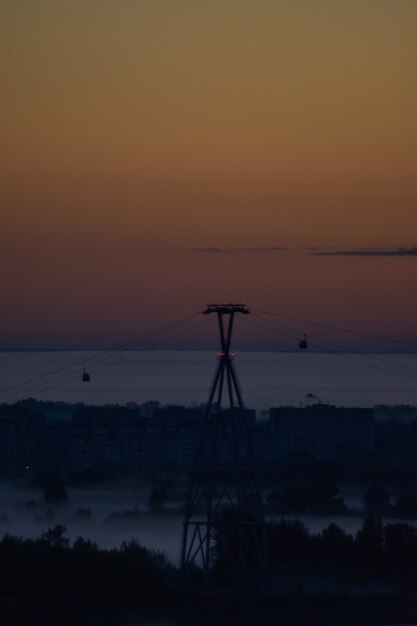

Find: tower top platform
[203,303,249,315]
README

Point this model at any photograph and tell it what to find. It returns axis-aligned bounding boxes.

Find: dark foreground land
[1,518,417,626]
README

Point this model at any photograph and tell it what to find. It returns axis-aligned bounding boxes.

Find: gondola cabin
[82,368,91,382]
[299,334,308,349]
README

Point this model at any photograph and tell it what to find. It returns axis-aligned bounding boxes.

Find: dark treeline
[266,481,347,514]
[268,517,417,577]
[265,480,417,517]
[1,518,417,625]
[0,528,174,625]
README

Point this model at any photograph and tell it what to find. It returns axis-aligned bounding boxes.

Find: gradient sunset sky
[1,1,416,349]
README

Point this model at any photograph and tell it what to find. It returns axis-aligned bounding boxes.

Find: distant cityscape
[1,400,416,480]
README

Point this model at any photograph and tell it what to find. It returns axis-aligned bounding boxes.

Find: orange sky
[1,1,416,348]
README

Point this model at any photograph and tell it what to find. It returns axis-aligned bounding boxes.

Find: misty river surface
[2,484,417,567]
[2,350,417,410]
[0,484,184,562]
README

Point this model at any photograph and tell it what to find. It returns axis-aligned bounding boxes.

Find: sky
[1,1,416,349]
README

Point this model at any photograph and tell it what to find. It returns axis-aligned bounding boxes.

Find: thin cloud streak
[192,246,287,254]
[192,245,417,257]
[312,246,417,257]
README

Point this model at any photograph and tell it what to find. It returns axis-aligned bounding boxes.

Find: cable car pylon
[181,304,268,589]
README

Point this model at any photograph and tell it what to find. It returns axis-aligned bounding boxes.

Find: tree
[355,517,384,568]
[148,483,167,513]
[319,523,354,565]
[41,524,69,548]
[363,485,390,516]
[75,507,92,521]
[268,519,311,564]
[384,522,417,573]
[395,490,417,516]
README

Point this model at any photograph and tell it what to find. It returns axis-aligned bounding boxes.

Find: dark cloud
[192,246,286,253]
[312,246,417,257]
[192,244,417,257]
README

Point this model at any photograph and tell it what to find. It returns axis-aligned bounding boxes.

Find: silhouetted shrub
[317,523,354,566]
[41,524,69,548]
[268,519,312,564]
[384,522,417,574]
[148,482,168,513]
[75,507,92,521]
[363,485,390,516]
[266,482,346,514]
[395,489,417,516]
[354,516,384,569]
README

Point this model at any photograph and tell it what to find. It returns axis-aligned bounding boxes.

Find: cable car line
[0,315,210,402]
[252,311,417,374]
[247,313,417,384]
[2,305,417,403]
[248,310,417,381]
[72,316,212,386]
[66,313,203,384]
[0,311,200,398]
[243,316,301,343]
[252,308,417,349]
[1,318,204,401]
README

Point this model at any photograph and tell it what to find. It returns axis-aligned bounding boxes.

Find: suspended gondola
[299,333,308,349]
[82,367,91,382]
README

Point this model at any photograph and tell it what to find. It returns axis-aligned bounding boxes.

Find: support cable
[251,312,417,373]
[0,312,204,401]
[247,313,417,383]
[252,307,417,349]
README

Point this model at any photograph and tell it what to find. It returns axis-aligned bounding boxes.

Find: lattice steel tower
[181,304,267,584]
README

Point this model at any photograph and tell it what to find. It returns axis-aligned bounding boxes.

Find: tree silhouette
[41,524,69,548]
[363,485,390,516]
